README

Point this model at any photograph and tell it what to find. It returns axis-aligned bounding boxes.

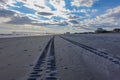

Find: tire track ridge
[45,36,57,80]
[27,37,52,80]
[27,36,57,80]
[60,36,120,66]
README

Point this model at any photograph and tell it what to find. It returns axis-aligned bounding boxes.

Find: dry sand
[55,35,120,80]
[0,36,52,80]
[0,33,120,80]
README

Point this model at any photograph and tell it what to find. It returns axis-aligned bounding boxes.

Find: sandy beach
[0,33,120,80]
[0,0,120,80]
[0,36,52,80]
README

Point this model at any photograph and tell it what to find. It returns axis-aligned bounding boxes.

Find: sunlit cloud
[0,0,120,33]
[76,6,120,30]
[71,0,98,7]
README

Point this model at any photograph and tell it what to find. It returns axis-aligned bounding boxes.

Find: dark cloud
[0,9,34,25]
[108,12,120,19]
[0,0,5,2]
[0,0,8,4]
[0,9,16,17]
[69,20,79,24]
[6,16,33,24]
[68,15,79,19]
[91,23,118,28]
[34,4,45,9]
[56,21,68,26]
[38,12,53,16]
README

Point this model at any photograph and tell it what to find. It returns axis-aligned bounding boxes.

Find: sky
[0,0,120,33]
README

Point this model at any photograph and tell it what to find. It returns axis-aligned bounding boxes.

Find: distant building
[65,32,70,35]
[95,28,107,33]
[113,28,120,32]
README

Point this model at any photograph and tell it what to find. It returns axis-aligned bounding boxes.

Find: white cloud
[77,6,120,29]
[49,0,70,19]
[0,17,11,23]
[1,0,120,32]
[71,0,98,7]
[5,0,16,7]
[0,0,69,23]
[50,0,65,11]
[79,9,97,13]
[1,0,51,12]
[70,9,98,19]
[23,0,51,12]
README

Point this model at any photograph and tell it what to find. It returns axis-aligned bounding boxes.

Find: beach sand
[0,36,52,80]
[0,34,120,80]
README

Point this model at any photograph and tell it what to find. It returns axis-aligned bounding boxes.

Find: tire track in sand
[60,36,120,66]
[27,36,57,80]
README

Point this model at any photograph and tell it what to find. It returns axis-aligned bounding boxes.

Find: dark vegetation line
[60,36,120,66]
[27,36,57,80]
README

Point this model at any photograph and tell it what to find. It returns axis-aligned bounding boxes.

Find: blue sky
[0,0,120,33]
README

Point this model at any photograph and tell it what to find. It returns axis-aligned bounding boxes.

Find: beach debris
[24,49,28,51]
[64,67,68,70]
